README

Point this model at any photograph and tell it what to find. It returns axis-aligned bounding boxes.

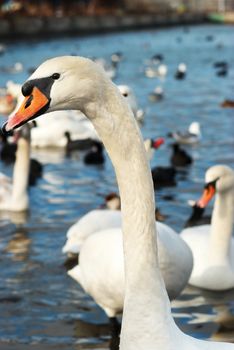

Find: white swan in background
[181,165,234,291]
[0,126,30,212]
[5,56,234,349]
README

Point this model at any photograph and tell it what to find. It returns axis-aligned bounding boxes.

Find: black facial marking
[204,178,219,190]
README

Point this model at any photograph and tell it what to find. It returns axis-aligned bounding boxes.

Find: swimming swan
[181,165,234,291]
[0,125,30,212]
[4,56,234,349]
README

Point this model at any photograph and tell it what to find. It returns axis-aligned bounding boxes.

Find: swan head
[197,165,234,208]
[3,56,109,133]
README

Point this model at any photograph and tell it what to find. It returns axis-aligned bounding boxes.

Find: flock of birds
[0,40,233,350]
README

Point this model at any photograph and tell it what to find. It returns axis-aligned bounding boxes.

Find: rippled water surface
[0,24,234,349]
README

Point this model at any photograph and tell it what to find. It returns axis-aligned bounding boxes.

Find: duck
[0,62,23,74]
[0,125,30,212]
[168,121,201,145]
[148,86,164,102]
[144,138,177,188]
[4,56,233,350]
[181,165,234,291]
[150,53,164,65]
[175,63,187,79]
[64,131,97,151]
[0,128,42,186]
[144,63,167,79]
[83,140,105,165]
[221,99,234,108]
[0,131,17,164]
[170,143,193,167]
[152,166,177,188]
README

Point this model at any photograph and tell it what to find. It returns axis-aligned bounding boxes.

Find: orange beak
[5,87,50,132]
[197,184,216,208]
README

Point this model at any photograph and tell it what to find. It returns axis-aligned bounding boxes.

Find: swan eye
[52,73,60,80]
[123,93,128,97]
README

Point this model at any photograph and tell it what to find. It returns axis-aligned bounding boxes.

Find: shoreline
[0,12,210,41]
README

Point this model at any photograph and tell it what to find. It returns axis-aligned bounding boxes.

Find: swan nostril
[22,81,33,97]
[24,94,33,109]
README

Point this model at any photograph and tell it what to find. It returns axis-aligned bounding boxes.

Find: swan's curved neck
[83,81,174,349]
[11,138,30,211]
[209,189,234,262]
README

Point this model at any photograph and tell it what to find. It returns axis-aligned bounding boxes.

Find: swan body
[5,56,234,349]
[62,209,122,254]
[181,165,234,291]
[68,221,193,315]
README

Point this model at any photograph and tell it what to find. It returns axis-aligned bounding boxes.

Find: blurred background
[0,1,234,350]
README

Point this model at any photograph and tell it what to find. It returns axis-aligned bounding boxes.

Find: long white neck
[10,137,30,211]
[209,189,234,263]
[83,80,174,349]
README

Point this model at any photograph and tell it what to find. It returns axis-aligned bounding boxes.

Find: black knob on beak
[22,81,34,96]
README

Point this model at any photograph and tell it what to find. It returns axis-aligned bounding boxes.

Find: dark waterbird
[170,143,193,167]
[84,140,105,165]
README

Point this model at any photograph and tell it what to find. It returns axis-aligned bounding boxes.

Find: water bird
[152,166,176,188]
[64,131,98,151]
[221,99,234,108]
[175,63,187,79]
[0,131,17,164]
[111,52,123,66]
[0,128,42,186]
[151,53,164,64]
[144,63,167,78]
[148,86,164,102]
[83,140,105,165]
[213,61,228,69]
[168,121,201,145]
[4,55,234,349]
[181,165,234,291]
[0,125,30,212]
[170,143,193,167]
[0,62,23,74]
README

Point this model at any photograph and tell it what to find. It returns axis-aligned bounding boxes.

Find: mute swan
[181,165,234,291]
[4,56,234,349]
[0,126,30,212]
[68,221,193,317]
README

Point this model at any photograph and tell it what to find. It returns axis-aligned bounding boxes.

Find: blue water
[0,24,234,349]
